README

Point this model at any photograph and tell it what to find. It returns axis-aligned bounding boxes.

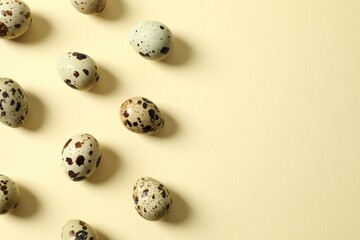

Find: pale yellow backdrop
[1,0,360,239]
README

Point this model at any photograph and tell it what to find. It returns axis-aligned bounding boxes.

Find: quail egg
[57,52,100,91]
[133,177,172,221]
[0,78,28,128]
[0,0,32,39]
[0,174,20,215]
[61,133,102,181]
[70,0,106,15]
[61,219,100,240]
[120,97,165,134]
[129,21,172,60]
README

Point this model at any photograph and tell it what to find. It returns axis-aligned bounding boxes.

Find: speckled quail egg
[0,0,32,40]
[57,52,100,91]
[70,0,106,15]
[129,21,172,60]
[0,174,20,215]
[120,97,165,134]
[61,219,100,240]
[0,78,28,128]
[61,133,102,182]
[133,177,172,221]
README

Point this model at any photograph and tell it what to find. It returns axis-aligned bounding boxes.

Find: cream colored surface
[1,0,360,239]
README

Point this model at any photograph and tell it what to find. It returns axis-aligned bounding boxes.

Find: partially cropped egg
[0,0,32,39]
[0,174,20,214]
[70,0,106,15]
[61,219,100,240]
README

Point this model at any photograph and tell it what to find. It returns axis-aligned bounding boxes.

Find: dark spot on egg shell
[148,109,156,121]
[15,102,21,112]
[0,22,9,37]
[126,120,132,127]
[73,176,86,182]
[63,139,72,152]
[10,88,16,95]
[160,47,170,54]
[75,142,82,148]
[142,98,153,104]
[17,88,23,97]
[79,221,87,230]
[68,170,78,178]
[161,190,167,198]
[76,155,85,166]
[1,10,12,17]
[72,52,88,60]
[142,125,152,133]
[75,230,88,240]
[96,156,101,168]
[141,189,149,198]
[65,79,78,89]
[66,157,73,165]
[2,92,8,98]
[139,52,151,58]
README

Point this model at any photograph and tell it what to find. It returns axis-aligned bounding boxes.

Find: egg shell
[61,133,102,182]
[61,219,100,240]
[120,97,165,134]
[129,21,172,60]
[0,174,20,215]
[0,78,28,128]
[0,0,32,39]
[133,177,172,221]
[57,52,99,91]
[70,0,106,15]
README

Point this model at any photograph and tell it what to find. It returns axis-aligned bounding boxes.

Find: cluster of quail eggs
[1,0,177,236]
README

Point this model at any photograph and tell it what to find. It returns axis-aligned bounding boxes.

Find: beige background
[1,0,360,239]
